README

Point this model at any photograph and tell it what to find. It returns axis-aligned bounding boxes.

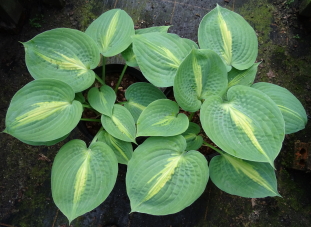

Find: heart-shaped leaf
[198,5,258,71]
[174,49,228,112]
[124,82,166,122]
[200,85,285,166]
[133,32,198,87]
[252,82,308,134]
[101,104,136,143]
[122,26,170,67]
[85,9,134,57]
[137,99,189,137]
[4,79,82,142]
[126,135,209,215]
[51,139,118,223]
[97,130,133,165]
[23,28,100,92]
[181,122,203,151]
[88,85,116,117]
[210,151,280,198]
[228,63,259,88]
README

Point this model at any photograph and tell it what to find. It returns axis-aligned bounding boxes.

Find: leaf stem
[82,104,92,109]
[95,73,105,85]
[102,56,106,82]
[202,141,223,154]
[114,64,128,93]
[90,127,104,145]
[188,112,195,121]
[80,118,101,122]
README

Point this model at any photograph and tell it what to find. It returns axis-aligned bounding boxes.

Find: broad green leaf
[210,152,280,198]
[122,26,170,67]
[174,49,228,112]
[228,63,259,88]
[124,82,166,122]
[181,122,203,151]
[252,82,307,134]
[23,28,100,92]
[85,9,134,57]
[198,5,258,71]
[200,85,285,166]
[126,136,209,215]
[87,85,116,117]
[137,99,189,137]
[74,92,85,104]
[4,79,82,142]
[133,32,198,87]
[97,130,133,165]
[20,133,69,146]
[51,139,118,223]
[101,104,136,143]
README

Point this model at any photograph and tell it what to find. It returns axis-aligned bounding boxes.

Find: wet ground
[0,0,311,226]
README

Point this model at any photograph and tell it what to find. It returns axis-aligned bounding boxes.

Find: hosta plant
[4,5,308,223]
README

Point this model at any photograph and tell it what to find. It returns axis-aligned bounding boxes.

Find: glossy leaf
[210,152,280,198]
[4,79,82,142]
[97,130,133,165]
[174,49,228,112]
[181,122,203,151]
[101,104,136,143]
[252,82,307,134]
[133,32,198,87]
[85,9,134,57]
[137,99,189,137]
[198,5,258,71]
[200,85,285,166]
[124,82,166,122]
[51,139,118,223]
[122,26,170,67]
[88,85,116,117]
[24,28,100,92]
[228,63,259,88]
[126,136,209,215]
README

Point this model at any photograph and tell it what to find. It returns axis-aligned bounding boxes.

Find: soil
[1,0,311,226]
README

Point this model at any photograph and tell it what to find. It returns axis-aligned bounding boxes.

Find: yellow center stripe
[13,101,69,128]
[112,115,133,140]
[223,104,271,164]
[223,153,277,195]
[102,10,120,52]
[129,101,146,111]
[278,105,306,123]
[152,115,175,126]
[217,7,232,65]
[192,54,203,98]
[143,155,182,202]
[109,136,129,161]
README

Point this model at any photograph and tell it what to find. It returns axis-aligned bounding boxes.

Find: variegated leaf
[124,82,166,122]
[122,26,170,67]
[24,28,100,92]
[210,151,280,198]
[228,63,259,88]
[85,9,134,57]
[87,85,116,117]
[133,32,198,87]
[101,104,136,143]
[252,82,307,134]
[137,99,189,137]
[198,5,258,71]
[51,139,118,223]
[181,122,203,151]
[126,136,209,215]
[200,85,285,166]
[174,49,228,112]
[97,130,133,165]
[4,79,82,142]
